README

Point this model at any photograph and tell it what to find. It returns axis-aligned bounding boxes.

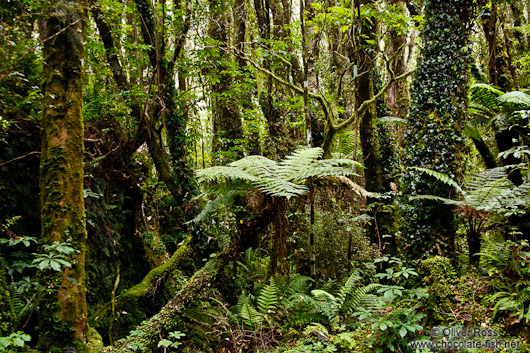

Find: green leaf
[399,326,407,338]
[158,339,172,348]
[49,260,61,272]
[37,259,50,270]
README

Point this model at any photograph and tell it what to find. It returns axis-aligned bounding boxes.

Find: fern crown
[196,147,362,199]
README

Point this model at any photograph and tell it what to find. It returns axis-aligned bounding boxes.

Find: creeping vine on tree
[400,0,474,259]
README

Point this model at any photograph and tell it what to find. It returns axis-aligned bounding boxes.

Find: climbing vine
[400,0,474,258]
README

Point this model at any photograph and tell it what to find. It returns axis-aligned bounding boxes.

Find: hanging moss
[400,0,474,259]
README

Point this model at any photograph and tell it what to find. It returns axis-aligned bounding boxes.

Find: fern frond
[229,155,278,178]
[409,167,464,194]
[256,178,309,198]
[409,194,463,205]
[513,24,530,36]
[282,275,313,297]
[278,147,323,180]
[196,166,258,183]
[291,166,358,182]
[309,289,339,320]
[497,91,530,109]
[336,272,361,308]
[239,303,263,328]
[469,83,503,113]
[257,278,279,314]
[344,284,381,315]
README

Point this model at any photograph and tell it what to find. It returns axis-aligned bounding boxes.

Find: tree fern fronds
[277,147,323,179]
[477,236,511,269]
[513,24,530,36]
[468,102,496,119]
[464,167,508,191]
[290,166,358,182]
[196,165,258,183]
[316,158,363,168]
[409,194,463,205]
[469,83,503,112]
[462,167,515,211]
[497,91,530,109]
[408,167,464,194]
[256,178,309,198]
[229,155,277,178]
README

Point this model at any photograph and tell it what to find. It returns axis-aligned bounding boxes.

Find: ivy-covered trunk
[39,0,88,344]
[401,0,473,259]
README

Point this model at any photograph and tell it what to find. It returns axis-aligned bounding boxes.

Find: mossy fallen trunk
[114,209,270,351]
[91,234,193,320]
[39,0,88,345]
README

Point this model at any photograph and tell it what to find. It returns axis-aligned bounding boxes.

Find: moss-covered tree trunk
[401,0,473,260]
[209,0,243,163]
[39,0,88,343]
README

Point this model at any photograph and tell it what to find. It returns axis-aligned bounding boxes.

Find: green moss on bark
[39,0,88,345]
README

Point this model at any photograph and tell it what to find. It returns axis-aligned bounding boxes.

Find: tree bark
[209,0,243,162]
[40,0,88,343]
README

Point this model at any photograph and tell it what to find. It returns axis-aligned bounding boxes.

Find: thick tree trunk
[210,0,243,162]
[40,0,88,343]
[235,0,261,155]
[357,1,385,246]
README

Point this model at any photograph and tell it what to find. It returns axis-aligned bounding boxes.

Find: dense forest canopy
[1,0,530,352]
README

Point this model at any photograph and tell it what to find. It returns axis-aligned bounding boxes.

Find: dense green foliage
[1,0,530,352]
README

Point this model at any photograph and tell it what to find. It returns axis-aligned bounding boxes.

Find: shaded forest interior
[1,0,530,352]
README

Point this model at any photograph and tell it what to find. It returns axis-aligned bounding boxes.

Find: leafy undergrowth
[187,241,530,353]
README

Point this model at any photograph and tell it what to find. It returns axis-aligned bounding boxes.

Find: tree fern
[469,83,503,114]
[196,147,363,200]
[409,166,524,213]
